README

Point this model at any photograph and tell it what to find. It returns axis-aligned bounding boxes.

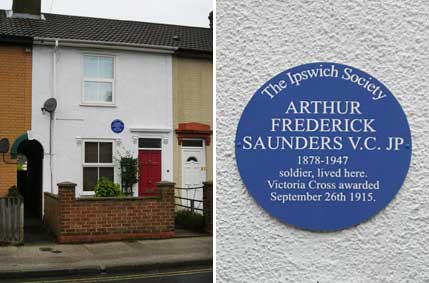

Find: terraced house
[0,0,212,243]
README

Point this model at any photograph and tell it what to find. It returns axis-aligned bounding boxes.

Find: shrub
[120,155,138,196]
[94,178,122,197]
[175,209,205,232]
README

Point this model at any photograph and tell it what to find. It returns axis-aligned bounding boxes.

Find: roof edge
[34,37,179,54]
[174,48,213,59]
[0,35,32,46]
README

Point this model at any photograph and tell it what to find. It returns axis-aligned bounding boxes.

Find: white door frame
[181,139,206,188]
[180,139,206,211]
[130,129,173,196]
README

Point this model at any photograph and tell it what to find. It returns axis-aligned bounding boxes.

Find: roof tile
[0,10,212,53]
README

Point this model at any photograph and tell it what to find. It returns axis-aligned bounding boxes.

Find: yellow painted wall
[0,45,32,196]
[172,56,213,187]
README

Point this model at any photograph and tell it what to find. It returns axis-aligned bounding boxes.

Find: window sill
[80,103,117,108]
[80,191,95,196]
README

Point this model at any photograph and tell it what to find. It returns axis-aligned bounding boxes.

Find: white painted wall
[217,0,429,282]
[32,45,173,196]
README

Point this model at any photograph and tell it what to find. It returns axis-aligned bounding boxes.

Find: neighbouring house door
[138,150,162,196]
[181,141,206,211]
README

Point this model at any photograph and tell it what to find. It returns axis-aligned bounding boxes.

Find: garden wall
[44,181,175,243]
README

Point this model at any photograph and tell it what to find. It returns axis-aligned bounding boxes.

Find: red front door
[138,150,162,196]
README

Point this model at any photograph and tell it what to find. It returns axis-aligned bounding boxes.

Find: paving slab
[0,236,212,280]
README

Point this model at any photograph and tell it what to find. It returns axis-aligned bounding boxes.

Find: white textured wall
[32,46,173,196]
[217,1,429,282]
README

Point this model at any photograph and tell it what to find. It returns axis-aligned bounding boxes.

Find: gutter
[33,37,178,54]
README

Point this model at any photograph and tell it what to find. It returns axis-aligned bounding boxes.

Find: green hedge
[175,209,205,232]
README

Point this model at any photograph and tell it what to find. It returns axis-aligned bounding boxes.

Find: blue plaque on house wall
[111,119,124,133]
[235,62,412,231]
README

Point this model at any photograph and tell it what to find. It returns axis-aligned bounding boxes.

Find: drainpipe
[50,39,58,193]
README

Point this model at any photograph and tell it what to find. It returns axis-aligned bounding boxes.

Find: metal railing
[175,186,204,213]
[0,196,24,244]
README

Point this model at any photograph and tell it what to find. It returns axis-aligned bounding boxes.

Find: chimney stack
[12,0,41,16]
[209,11,213,29]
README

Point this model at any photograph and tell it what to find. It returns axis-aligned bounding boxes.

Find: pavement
[0,236,212,280]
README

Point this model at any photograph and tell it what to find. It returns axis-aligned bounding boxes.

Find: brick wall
[203,181,213,235]
[44,181,176,243]
[0,44,32,196]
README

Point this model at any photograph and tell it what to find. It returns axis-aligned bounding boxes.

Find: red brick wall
[44,181,176,243]
[0,44,32,196]
[203,181,213,235]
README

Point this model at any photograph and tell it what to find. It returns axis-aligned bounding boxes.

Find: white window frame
[81,54,116,107]
[81,140,115,195]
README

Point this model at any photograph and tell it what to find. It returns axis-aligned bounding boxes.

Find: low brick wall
[44,181,175,243]
[203,181,213,235]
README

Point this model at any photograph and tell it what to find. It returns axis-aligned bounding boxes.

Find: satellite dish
[0,138,10,153]
[42,98,57,113]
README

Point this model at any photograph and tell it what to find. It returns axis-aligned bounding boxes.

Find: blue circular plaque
[235,62,412,231]
[111,119,124,134]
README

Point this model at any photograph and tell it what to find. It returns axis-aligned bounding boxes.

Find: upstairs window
[83,55,114,104]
